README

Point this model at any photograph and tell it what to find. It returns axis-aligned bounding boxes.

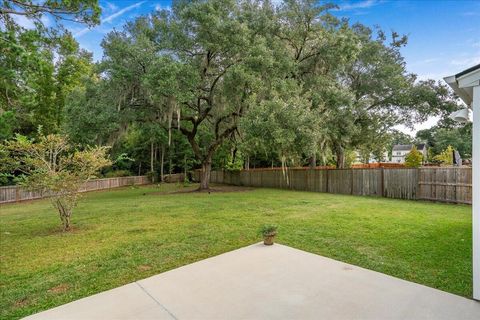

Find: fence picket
[0,176,150,204]
[200,167,472,204]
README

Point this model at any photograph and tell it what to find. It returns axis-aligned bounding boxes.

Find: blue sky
[64,0,479,134]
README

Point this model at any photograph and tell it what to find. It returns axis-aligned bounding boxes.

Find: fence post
[15,187,20,202]
[350,169,354,195]
[326,169,330,193]
[381,167,385,197]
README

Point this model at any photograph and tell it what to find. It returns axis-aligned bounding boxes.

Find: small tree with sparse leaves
[3,134,111,231]
[405,146,423,168]
[433,145,454,166]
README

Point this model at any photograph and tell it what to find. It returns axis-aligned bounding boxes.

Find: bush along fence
[0,176,150,204]
[202,167,472,204]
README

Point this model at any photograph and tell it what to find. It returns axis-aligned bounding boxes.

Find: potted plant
[260,224,277,245]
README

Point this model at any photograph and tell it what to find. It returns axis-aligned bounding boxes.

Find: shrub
[3,134,111,231]
[405,146,423,168]
[104,170,131,178]
[433,145,454,166]
[259,224,278,237]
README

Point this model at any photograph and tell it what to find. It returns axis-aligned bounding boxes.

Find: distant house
[391,144,427,163]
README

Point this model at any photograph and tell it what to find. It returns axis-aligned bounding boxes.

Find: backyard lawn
[0,184,473,319]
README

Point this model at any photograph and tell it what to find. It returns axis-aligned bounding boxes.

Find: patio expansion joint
[135,281,179,320]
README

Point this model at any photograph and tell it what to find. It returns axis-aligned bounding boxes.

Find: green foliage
[405,146,423,168]
[241,94,320,167]
[344,150,358,168]
[0,1,98,137]
[110,153,135,172]
[416,124,471,159]
[2,0,464,180]
[427,147,435,163]
[224,151,244,171]
[0,172,15,185]
[0,0,100,28]
[0,110,16,140]
[97,0,278,188]
[104,170,132,178]
[433,145,454,166]
[260,224,278,237]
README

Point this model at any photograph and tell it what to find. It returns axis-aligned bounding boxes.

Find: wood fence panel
[383,169,417,200]
[327,170,352,195]
[239,171,249,186]
[261,171,275,188]
[205,167,471,204]
[418,167,472,204]
[352,169,381,196]
[0,176,150,204]
[316,170,328,193]
[290,170,306,191]
[457,168,472,204]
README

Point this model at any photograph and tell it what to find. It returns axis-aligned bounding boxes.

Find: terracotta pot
[263,234,276,245]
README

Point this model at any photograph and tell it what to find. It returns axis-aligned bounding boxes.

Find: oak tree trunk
[336,147,345,169]
[199,160,211,190]
[309,154,316,169]
[160,145,165,182]
[150,141,155,182]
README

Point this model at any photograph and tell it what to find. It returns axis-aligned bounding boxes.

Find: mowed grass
[0,183,473,319]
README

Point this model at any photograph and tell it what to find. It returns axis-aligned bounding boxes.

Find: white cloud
[336,0,380,11]
[103,1,145,24]
[73,27,90,38]
[467,38,480,49]
[270,0,283,7]
[106,2,118,12]
[12,13,50,29]
[450,55,480,68]
[74,1,146,37]
[12,15,35,29]
[408,58,442,70]
[41,15,50,27]
[153,3,172,12]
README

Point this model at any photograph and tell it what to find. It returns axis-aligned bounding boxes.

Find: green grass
[0,184,473,319]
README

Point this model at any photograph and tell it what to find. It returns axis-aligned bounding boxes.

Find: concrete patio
[25,243,480,320]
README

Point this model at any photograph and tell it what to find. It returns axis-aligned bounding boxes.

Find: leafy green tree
[64,78,120,145]
[327,24,453,168]
[434,127,471,158]
[0,0,99,136]
[240,93,320,168]
[416,124,471,158]
[272,0,359,168]
[100,0,276,190]
[0,109,15,139]
[63,0,463,181]
[0,0,100,28]
[3,134,110,230]
[405,146,423,168]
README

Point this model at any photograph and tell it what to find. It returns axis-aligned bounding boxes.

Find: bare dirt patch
[48,283,70,294]
[137,265,152,272]
[14,297,30,308]
[149,184,254,195]
[32,225,86,237]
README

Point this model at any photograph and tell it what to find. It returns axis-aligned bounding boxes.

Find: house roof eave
[444,64,480,106]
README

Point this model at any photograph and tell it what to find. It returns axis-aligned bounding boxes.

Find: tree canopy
[1,0,468,189]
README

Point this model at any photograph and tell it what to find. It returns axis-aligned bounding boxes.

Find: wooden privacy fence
[206,167,472,204]
[0,176,150,204]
